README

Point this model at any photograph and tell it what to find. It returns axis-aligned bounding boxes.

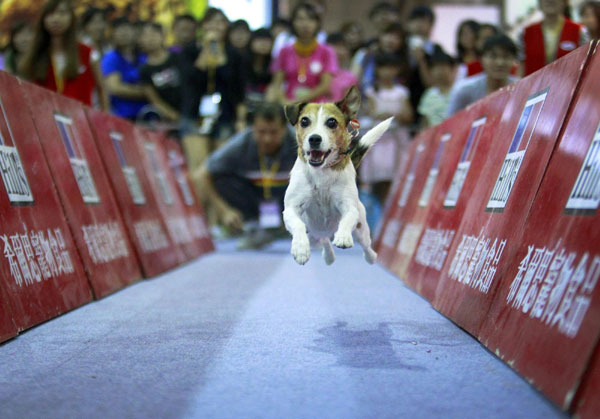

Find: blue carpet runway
[0,240,564,418]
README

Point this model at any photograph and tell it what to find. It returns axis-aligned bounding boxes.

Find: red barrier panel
[390,110,479,286]
[479,45,600,410]
[85,110,185,277]
[22,81,141,299]
[162,137,215,254]
[388,126,447,280]
[0,73,91,332]
[134,127,203,262]
[573,344,600,418]
[371,129,413,243]
[0,287,17,343]
[375,128,436,270]
[431,44,592,336]
[404,92,510,301]
[373,138,416,267]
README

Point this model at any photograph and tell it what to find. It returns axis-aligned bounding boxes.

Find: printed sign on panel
[54,114,100,204]
[487,90,548,211]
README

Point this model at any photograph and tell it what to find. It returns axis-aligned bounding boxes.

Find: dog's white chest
[301,186,341,234]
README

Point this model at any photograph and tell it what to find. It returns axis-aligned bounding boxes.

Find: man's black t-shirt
[139,53,184,111]
[207,127,297,199]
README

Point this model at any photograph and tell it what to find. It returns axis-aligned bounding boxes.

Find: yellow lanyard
[207,66,216,94]
[259,154,280,200]
[294,40,317,84]
[51,54,65,93]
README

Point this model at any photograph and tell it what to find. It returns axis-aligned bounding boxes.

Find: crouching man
[193,102,297,249]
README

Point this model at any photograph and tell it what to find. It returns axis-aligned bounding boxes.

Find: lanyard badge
[259,155,282,228]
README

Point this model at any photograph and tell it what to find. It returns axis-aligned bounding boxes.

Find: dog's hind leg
[353,211,377,264]
[320,238,336,265]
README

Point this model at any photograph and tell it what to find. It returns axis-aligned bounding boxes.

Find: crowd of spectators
[1,0,599,247]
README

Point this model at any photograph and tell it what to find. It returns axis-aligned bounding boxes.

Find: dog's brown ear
[335,85,361,121]
[284,102,306,126]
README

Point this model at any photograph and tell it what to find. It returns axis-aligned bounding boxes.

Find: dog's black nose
[308,134,322,148]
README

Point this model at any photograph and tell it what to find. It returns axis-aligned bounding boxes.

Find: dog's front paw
[333,231,354,249]
[291,235,311,265]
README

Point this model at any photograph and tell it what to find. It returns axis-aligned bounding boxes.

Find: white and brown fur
[283,86,393,265]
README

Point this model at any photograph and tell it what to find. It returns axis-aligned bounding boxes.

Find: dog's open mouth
[307,150,331,167]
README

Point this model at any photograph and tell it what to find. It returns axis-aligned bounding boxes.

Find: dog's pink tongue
[310,150,324,160]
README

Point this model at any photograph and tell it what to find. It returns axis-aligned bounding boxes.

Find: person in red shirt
[21,0,108,110]
[520,0,589,76]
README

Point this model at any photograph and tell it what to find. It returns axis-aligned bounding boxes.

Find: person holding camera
[180,8,247,145]
[179,7,247,179]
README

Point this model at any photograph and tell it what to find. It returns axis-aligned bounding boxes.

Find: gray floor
[0,239,565,419]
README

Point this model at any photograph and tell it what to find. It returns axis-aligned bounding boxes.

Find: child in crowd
[139,22,183,122]
[357,22,408,91]
[406,5,443,116]
[270,18,291,40]
[245,28,274,113]
[455,20,482,82]
[476,24,499,57]
[325,32,358,101]
[170,14,197,54]
[101,17,148,119]
[349,2,399,81]
[360,53,413,209]
[2,21,34,76]
[418,51,455,127]
[447,34,519,116]
[227,19,252,60]
[80,7,109,62]
[339,21,364,58]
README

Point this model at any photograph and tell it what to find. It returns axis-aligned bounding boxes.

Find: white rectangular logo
[145,142,174,206]
[168,149,195,206]
[110,132,146,205]
[419,133,451,207]
[0,97,33,204]
[444,117,486,208]
[565,122,600,211]
[398,143,425,208]
[54,114,100,204]
[487,90,547,210]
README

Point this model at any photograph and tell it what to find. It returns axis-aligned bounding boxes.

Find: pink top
[271,43,338,102]
[330,69,358,102]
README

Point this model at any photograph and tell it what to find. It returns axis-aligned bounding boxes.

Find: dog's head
[284,86,361,168]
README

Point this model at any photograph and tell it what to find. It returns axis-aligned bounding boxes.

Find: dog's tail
[350,117,394,169]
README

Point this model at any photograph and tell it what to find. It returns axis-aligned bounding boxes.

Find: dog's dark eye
[326,118,338,129]
[300,117,310,128]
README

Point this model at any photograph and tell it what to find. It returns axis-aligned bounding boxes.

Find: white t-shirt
[360,84,411,183]
[364,84,409,117]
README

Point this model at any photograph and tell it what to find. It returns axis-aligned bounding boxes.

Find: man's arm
[192,165,244,231]
[105,72,146,99]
